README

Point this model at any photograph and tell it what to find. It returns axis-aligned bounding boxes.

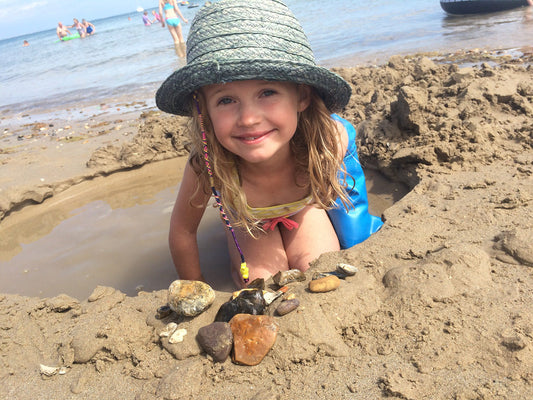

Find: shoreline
[1,50,532,399]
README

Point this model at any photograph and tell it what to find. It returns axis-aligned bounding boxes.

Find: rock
[214,289,266,323]
[275,299,300,316]
[168,280,215,317]
[87,286,116,302]
[230,314,279,366]
[498,229,533,267]
[44,294,80,313]
[309,275,340,293]
[197,322,233,362]
[272,269,306,286]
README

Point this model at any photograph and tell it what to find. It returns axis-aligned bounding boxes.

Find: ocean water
[1,0,532,116]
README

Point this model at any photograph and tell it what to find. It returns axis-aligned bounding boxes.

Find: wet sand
[1,49,532,399]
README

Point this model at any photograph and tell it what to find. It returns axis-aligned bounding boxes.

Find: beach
[1,48,533,399]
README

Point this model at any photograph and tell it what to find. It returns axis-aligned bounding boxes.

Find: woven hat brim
[156,59,351,116]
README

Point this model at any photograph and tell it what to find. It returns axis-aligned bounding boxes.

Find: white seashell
[336,263,358,276]
[159,322,178,338]
[40,364,62,376]
[168,328,187,344]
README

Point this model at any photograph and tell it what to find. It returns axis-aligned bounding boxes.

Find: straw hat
[156,0,351,116]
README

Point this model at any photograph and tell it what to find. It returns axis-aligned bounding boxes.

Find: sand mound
[1,53,532,399]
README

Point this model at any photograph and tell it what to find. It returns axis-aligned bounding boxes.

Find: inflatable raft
[440,0,529,14]
[55,33,81,43]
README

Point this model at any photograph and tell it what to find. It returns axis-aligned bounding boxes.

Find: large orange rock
[229,314,279,366]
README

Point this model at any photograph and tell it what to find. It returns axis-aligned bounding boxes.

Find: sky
[0,0,153,40]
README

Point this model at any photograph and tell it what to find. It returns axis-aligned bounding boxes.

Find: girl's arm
[172,0,188,23]
[159,1,166,27]
[169,162,210,281]
[335,119,349,158]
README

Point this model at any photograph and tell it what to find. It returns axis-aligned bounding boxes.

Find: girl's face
[201,80,310,166]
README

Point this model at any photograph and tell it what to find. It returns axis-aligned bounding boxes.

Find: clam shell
[336,263,358,276]
[156,305,172,319]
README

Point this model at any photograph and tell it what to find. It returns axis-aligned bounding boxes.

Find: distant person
[66,18,86,37]
[159,0,188,57]
[142,10,153,26]
[82,19,95,35]
[152,10,162,23]
[56,22,71,40]
[23,40,29,46]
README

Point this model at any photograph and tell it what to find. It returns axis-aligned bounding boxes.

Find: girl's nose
[237,101,261,127]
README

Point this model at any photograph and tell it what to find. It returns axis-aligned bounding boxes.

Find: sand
[1,49,532,399]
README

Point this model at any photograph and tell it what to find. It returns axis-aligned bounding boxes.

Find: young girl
[158,0,188,57]
[156,0,382,288]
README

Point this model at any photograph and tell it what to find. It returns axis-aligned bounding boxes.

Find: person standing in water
[66,18,86,38]
[82,19,95,35]
[158,0,188,57]
[56,22,71,40]
[142,10,153,26]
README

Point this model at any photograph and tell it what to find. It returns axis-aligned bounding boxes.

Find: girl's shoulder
[330,114,355,158]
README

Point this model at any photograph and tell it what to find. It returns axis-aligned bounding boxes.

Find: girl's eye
[261,89,276,97]
[217,97,233,106]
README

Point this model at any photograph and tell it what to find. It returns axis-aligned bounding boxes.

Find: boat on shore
[440,0,530,14]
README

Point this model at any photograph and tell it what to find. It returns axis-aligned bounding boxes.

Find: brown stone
[229,314,279,366]
[197,322,233,363]
[275,298,300,316]
[309,275,340,293]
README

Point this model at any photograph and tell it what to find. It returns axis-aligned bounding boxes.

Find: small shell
[263,286,288,305]
[159,322,178,338]
[40,364,68,377]
[156,305,172,319]
[336,263,358,276]
[168,328,187,344]
[273,269,306,286]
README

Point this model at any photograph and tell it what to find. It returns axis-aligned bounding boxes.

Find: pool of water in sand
[0,159,407,300]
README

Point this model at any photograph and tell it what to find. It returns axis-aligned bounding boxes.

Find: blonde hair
[187,87,352,234]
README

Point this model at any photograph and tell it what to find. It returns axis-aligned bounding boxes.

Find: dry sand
[1,50,532,399]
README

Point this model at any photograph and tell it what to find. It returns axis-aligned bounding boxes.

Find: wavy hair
[187,87,352,234]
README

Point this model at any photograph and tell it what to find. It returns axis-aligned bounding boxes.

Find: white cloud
[21,1,49,12]
[0,1,48,19]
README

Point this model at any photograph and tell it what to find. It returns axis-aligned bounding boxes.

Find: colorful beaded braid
[193,93,249,284]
